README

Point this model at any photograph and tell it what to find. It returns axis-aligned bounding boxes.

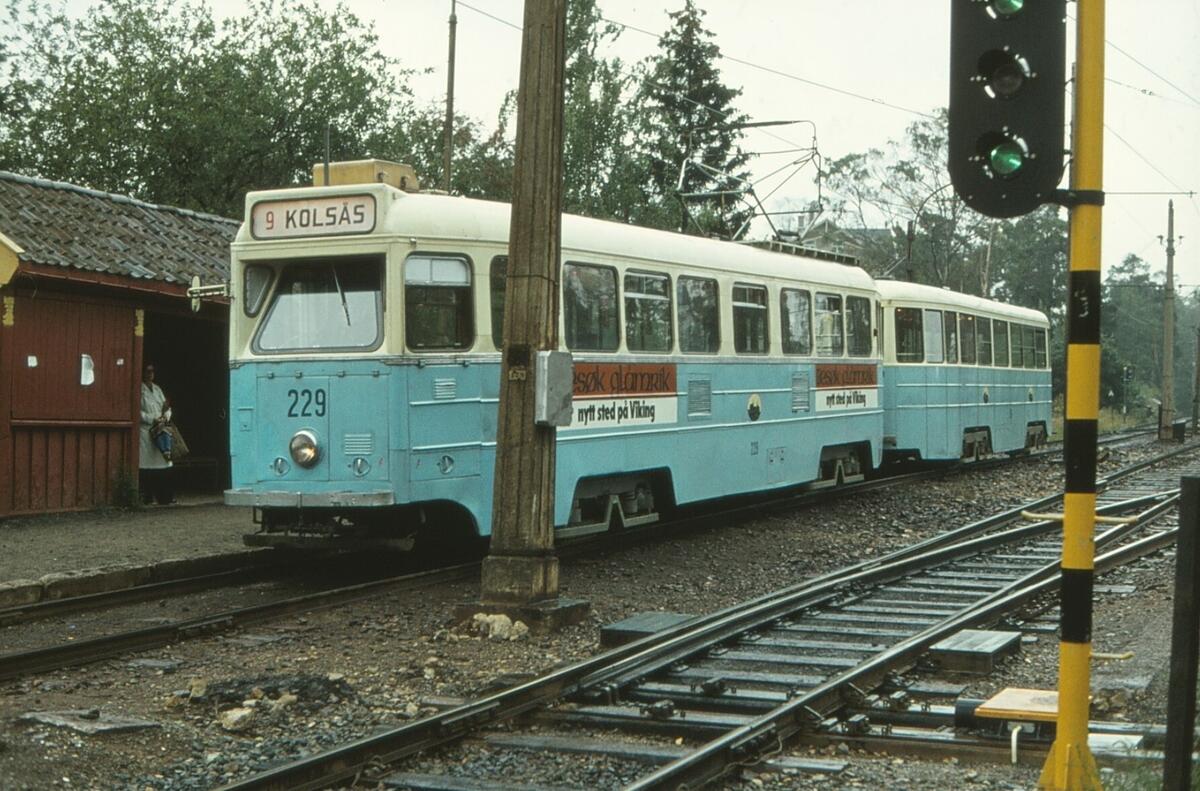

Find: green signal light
[989,141,1026,177]
[991,0,1025,16]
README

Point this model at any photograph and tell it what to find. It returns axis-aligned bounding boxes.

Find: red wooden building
[0,172,236,517]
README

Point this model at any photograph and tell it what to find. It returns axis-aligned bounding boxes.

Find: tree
[1101,254,1165,417]
[558,0,663,226]
[389,102,515,202]
[0,0,412,218]
[639,0,752,238]
[822,110,989,287]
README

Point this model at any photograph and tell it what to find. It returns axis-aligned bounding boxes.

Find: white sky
[198,1,1200,285]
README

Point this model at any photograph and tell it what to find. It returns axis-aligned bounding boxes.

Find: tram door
[403,255,484,486]
[922,309,950,456]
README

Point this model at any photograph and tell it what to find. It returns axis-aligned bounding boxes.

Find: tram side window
[780,288,812,355]
[959,314,977,364]
[815,293,844,356]
[977,317,993,366]
[1022,324,1037,369]
[244,265,273,316]
[733,283,769,354]
[489,255,507,348]
[255,256,383,352]
[565,263,620,351]
[994,320,1010,367]
[625,271,672,352]
[943,310,958,364]
[405,255,474,350]
[846,296,872,357]
[923,310,945,363]
[678,276,720,353]
[895,307,923,362]
[1034,328,1048,368]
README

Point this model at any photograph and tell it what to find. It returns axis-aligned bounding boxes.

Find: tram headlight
[289,430,321,468]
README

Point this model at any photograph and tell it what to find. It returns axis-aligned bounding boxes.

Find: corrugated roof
[0,171,237,285]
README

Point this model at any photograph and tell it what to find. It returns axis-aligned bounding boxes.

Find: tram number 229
[287,388,327,418]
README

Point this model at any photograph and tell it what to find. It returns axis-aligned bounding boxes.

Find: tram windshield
[254,256,383,352]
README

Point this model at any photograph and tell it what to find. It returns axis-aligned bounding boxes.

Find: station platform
[0,496,253,598]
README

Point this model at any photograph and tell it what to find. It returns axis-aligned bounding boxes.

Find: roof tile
[0,171,237,284]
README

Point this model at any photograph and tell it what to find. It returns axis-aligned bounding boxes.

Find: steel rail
[0,562,479,682]
[213,476,1184,791]
[5,435,1157,679]
[0,428,1163,632]
[625,502,1180,789]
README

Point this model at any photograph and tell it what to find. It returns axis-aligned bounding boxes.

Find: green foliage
[823,110,988,286]
[1101,253,1200,420]
[638,0,753,238]
[0,0,413,217]
[389,102,515,201]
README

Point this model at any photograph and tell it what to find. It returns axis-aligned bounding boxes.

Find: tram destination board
[250,194,377,239]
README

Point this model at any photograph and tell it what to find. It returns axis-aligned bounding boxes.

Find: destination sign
[250,194,376,239]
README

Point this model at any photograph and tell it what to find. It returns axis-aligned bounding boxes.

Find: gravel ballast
[0,440,1187,790]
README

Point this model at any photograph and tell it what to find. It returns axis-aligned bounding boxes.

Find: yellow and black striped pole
[1039,1,1105,788]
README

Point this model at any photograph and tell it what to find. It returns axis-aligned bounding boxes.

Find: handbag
[167,423,190,461]
[152,423,173,460]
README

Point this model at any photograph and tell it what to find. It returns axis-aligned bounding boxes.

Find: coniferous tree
[639,0,753,238]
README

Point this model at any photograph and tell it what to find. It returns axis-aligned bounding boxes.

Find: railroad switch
[843,713,871,735]
[693,677,733,696]
[886,690,911,711]
[577,682,620,704]
[840,683,869,706]
[641,700,681,720]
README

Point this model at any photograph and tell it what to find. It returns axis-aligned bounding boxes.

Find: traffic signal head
[948,0,1067,218]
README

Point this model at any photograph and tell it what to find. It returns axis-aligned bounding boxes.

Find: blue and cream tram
[876,280,1052,463]
[225,161,885,547]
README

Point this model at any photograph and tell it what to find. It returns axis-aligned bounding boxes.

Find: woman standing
[139,363,174,505]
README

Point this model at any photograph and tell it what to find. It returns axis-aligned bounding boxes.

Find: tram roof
[238,185,877,292]
[874,278,1049,325]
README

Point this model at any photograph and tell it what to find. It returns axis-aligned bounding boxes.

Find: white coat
[139,382,173,470]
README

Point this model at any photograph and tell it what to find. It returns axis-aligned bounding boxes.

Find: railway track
[212,443,1196,791]
[0,425,1152,636]
[0,434,1173,686]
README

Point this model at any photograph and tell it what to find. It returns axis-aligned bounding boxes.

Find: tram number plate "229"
[287,388,327,418]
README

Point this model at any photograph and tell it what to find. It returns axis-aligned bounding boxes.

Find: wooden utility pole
[441,0,457,192]
[472,0,585,628]
[1192,325,1200,435]
[1160,200,1177,438]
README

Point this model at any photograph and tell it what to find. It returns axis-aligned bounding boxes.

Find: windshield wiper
[331,264,351,326]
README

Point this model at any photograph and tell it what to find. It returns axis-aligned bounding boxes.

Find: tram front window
[255,257,383,352]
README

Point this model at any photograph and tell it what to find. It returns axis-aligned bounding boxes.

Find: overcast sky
[218,1,1198,285]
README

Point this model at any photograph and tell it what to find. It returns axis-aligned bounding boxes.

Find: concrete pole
[441,0,457,193]
[1160,200,1176,438]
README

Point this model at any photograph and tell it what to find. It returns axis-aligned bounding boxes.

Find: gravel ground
[0,439,1187,790]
